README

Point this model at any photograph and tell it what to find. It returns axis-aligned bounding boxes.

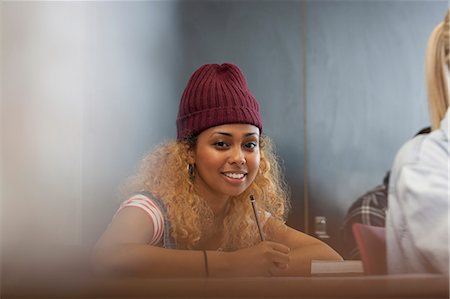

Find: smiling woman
[92,63,342,278]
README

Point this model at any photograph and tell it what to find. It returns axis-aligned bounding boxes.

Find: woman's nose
[228,146,246,165]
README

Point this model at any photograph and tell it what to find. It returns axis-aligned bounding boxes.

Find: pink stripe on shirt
[116,194,164,245]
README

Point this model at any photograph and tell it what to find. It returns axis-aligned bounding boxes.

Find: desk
[1,246,448,298]
[2,273,448,298]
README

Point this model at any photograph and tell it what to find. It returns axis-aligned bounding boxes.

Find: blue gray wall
[1,1,447,254]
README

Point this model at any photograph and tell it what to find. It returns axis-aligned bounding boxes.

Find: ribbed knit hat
[176,63,263,140]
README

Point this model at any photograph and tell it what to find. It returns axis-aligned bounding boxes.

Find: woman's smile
[221,171,247,182]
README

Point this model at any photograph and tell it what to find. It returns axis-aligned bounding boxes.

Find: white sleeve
[116,194,165,245]
[396,150,449,273]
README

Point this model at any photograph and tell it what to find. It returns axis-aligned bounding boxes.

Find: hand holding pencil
[224,240,290,277]
[225,195,289,276]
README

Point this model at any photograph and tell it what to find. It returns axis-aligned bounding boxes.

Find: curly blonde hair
[124,135,290,250]
[426,9,450,130]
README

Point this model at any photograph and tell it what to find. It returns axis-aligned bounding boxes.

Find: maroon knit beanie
[176,63,263,140]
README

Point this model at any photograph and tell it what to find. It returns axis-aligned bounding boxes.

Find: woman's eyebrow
[213,132,232,137]
[212,132,258,137]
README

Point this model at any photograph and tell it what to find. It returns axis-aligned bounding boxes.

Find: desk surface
[2,273,448,298]
[1,246,448,298]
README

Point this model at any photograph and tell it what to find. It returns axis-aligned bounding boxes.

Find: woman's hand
[225,241,291,277]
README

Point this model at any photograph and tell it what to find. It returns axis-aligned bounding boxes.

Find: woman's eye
[244,142,257,149]
[214,141,229,148]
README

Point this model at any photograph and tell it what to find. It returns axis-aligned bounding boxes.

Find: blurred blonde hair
[426,9,450,130]
[125,135,290,250]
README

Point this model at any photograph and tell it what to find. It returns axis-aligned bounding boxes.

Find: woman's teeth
[224,173,245,179]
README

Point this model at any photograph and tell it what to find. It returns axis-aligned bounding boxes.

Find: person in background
[342,171,390,260]
[343,128,430,260]
[92,63,342,278]
[386,10,449,274]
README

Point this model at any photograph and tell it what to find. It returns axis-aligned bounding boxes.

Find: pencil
[250,195,265,241]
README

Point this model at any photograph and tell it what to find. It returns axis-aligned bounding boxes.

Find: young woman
[92,63,342,278]
[386,10,449,274]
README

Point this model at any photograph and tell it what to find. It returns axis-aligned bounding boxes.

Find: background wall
[1,1,448,259]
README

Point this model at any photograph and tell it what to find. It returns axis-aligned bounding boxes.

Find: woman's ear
[186,147,196,165]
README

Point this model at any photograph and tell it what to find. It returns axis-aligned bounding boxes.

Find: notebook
[311,260,364,276]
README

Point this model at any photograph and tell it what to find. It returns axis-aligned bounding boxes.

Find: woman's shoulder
[393,135,426,168]
[393,129,447,173]
[389,127,448,198]
[118,192,167,216]
[121,192,167,211]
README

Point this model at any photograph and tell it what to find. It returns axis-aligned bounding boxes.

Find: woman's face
[192,124,260,202]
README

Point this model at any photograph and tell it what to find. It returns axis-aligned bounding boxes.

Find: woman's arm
[92,208,291,277]
[267,219,343,276]
[93,207,229,277]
